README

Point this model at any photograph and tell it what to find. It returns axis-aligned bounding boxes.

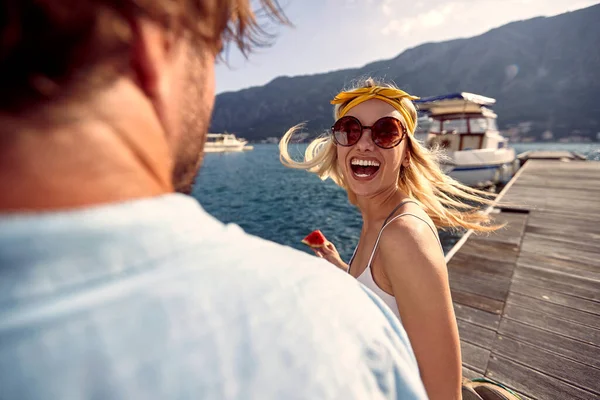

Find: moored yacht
[204,133,249,153]
[415,93,518,188]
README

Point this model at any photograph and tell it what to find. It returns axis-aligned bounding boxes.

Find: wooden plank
[454,302,501,329]
[510,181,600,192]
[448,269,511,302]
[516,174,600,185]
[519,188,600,202]
[514,177,600,192]
[513,185,600,199]
[521,174,600,183]
[458,319,496,349]
[503,304,600,347]
[526,221,600,239]
[518,250,600,277]
[452,290,504,315]
[453,238,521,263]
[503,189,600,214]
[525,225,600,247]
[534,201,600,215]
[530,208,600,221]
[494,195,533,212]
[470,212,528,246]
[528,210,600,234]
[504,190,585,202]
[492,335,600,395]
[521,248,600,280]
[542,202,600,215]
[498,319,600,369]
[462,366,482,380]
[515,179,600,192]
[523,230,600,257]
[448,252,516,278]
[514,265,600,302]
[461,340,490,373]
[521,160,600,174]
[510,279,600,316]
[506,292,599,329]
[513,272,600,305]
[487,354,598,400]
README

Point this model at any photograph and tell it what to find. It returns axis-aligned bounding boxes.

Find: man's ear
[129,17,184,139]
[129,18,175,99]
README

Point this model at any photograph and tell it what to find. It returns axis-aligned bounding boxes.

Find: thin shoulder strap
[348,246,359,271]
[383,200,419,226]
[365,213,442,270]
[348,199,419,273]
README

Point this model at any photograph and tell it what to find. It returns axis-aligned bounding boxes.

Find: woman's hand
[313,241,348,272]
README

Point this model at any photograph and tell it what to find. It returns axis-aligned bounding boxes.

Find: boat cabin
[415,93,506,152]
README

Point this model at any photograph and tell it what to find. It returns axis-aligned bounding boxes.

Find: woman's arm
[378,218,462,400]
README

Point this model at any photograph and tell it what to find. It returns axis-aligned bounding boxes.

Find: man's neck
[0,81,174,213]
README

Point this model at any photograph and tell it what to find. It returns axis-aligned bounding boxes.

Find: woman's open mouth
[350,157,381,180]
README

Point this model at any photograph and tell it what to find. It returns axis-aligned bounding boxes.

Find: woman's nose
[355,128,375,151]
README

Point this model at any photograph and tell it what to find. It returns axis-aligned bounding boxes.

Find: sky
[216,0,599,93]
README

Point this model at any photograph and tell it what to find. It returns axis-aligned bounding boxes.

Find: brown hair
[0,0,288,112]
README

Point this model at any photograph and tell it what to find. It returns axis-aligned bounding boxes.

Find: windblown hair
[0,0,288,112]
[279,78,499,232]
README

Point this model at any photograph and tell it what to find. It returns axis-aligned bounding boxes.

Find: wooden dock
[447,151,600,399]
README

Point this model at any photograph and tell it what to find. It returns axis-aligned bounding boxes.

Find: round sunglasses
[331,116,407,149]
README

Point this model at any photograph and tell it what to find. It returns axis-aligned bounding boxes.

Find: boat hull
[204,143,247,153]
[442,148,518,187]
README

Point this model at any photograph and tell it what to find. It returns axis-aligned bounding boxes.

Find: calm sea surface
[193,143,600,261]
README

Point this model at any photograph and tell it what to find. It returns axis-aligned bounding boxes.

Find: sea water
[194,143,600,261]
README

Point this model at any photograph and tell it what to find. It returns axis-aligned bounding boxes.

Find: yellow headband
[331,86,420,133]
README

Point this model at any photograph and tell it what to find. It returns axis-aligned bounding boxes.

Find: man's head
[0,0,286,194]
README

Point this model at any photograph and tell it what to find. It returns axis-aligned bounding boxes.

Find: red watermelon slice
[301,230,327,248]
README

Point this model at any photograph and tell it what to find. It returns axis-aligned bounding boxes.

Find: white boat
[415,93,518,188]
[204,133,249,153]
[415,115,432,143]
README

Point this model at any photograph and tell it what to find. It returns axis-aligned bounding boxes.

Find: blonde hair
[279,78,499,232]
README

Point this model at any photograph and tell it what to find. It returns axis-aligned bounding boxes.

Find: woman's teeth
[351,158,381,167]
[350,158,381,178]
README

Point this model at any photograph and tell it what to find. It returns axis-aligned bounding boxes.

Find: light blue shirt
[0,194,426,400]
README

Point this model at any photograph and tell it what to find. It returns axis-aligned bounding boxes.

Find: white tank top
[348,200,442,320]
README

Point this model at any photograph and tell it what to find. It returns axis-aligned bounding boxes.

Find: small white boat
[415,93,518,188]
[205,133,250,153]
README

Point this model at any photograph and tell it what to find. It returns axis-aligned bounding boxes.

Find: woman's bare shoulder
[377,206,444,278]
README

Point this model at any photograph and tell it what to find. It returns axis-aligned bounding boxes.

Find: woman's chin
[347,174,399,199]
[347,178,380,197]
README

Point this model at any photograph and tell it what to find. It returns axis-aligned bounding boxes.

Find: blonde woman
[279,79,501,400]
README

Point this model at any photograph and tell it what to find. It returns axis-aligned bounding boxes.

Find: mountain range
[210,4,600,142]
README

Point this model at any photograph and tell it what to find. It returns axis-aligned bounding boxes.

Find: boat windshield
[429,119,442,133]
[469,118,488,133]
[442,118,468,134]
[429,116,498,134]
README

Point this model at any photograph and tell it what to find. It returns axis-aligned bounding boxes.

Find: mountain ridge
[211,4,600,141]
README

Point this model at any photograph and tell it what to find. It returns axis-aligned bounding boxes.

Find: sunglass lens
[333,117,362,146]
[372,117,403,148]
